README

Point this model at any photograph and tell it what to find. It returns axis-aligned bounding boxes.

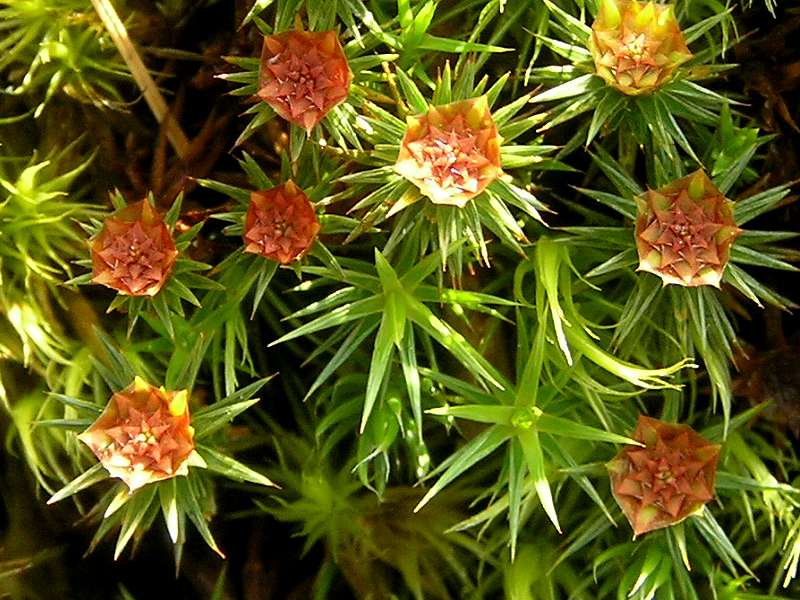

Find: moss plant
[0,0,798,598]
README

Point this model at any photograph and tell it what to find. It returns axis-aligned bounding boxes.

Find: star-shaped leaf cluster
[258,30,352,133]
[608,415,720,537]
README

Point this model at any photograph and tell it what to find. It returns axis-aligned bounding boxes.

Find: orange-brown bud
[590,0,692,95]
[258,30,352,133]
[79,377,204,492]
[635,170,740,287]
[394,96,503,208]
[91,199,178,297]
[243,181,320,264]
[607,415,720,537]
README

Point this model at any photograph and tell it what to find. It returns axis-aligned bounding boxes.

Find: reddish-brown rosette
[607,415,721,537]
[91,199,178,297]
[243,181,321,264]
[635,170,741,288]
[394,96,503,208]
[258,29,352,132]
[78,377,205,492]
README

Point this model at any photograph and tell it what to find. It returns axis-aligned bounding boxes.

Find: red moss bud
[607,415,721,537]
[243,181,320,264]
[79,377,204,492]
[91,199,179,297]
[635,170,741,287]
[394,96,503,208]
[258,30,352,132]
[590,0,692,95]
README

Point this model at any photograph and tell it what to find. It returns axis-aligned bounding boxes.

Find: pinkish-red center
[654,202,717,254]
[410,123,489,192]
[101,223,166,273]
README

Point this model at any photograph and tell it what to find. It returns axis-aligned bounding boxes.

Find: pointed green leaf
[47,463,107,504]
[159,479,180,544]
[531,74,599,103]
[508,440,525,561]
[406,296,506,390]
[114,485,157,560]
[427,404,514,424]
[175,477,224,557]
[269,296,384,346]
[692,508,755,577]
[418,35,511,54]
[414,425,509,512]
[518,428,561,533]
[305,317,379,401]
[537,414,641,445]
[587,91,627,146]
[198,445,277,487]
[395,67,428,114]
[361,315,395,433]
[47,393,102,415]
[152,292,174,340]
[398,325,423,437]
[241,0,276,25]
